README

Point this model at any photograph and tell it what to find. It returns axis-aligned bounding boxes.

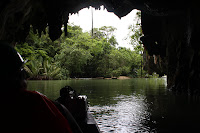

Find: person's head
[0,42,27,93]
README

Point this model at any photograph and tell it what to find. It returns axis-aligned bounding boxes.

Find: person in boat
[0,42,82,133]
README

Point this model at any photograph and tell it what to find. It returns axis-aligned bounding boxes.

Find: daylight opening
[16,6,148,80]
[69,6,139,50]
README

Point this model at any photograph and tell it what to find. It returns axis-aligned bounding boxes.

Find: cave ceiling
[0,0,189,42]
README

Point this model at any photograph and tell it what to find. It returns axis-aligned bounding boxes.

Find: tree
[24,57,61,80]
[58,46,92,78]
[16,23,144,79]
[128,11,143,54]
[99,26,117,39]
[92,28,104,40]
[128,11,147,77]
[91,26,118,47]
[108,36,118,47]
[42,59,61,80]
[55,25,93,78]
[24,57,43,80]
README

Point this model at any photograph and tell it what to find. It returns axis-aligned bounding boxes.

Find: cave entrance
[68,6,165,79]
[66,6,148,78]
[69,6,139,50]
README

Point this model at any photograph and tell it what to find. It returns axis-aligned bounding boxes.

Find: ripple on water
[89,95,151,133]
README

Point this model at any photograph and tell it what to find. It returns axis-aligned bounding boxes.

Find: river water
[27,78,200,133]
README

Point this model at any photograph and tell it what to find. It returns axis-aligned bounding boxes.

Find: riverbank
[117,76,132,79]
[94,76,132,80]
[27,76,133,80]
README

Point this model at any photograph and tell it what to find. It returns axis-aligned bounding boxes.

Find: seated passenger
[0,42,81,133]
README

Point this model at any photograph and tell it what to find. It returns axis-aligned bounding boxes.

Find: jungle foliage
[16,23,143,80]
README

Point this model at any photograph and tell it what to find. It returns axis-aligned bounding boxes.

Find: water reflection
[27,78,170,132]
[90,94,151,132]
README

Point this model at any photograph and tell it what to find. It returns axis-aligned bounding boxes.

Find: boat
[55,86,100,133]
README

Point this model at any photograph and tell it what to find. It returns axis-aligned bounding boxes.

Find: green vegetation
[16,22,144,79]
[128,11,147,77]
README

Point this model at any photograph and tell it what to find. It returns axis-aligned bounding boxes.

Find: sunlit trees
[56,45,92,78]
[16,24,144,79]
[128,11,143,54]
[128,11,147,77]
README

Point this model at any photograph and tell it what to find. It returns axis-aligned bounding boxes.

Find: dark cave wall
[142,6,200,94]
[166,8,200,93]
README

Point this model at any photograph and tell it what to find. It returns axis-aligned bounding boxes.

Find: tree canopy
[16,24,144,79]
